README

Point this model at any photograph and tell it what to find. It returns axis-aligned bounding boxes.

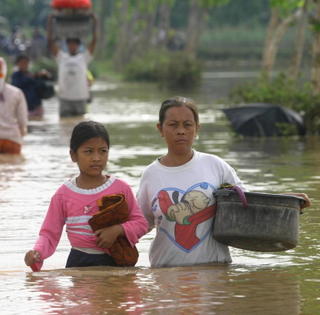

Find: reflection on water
[0,266,301,315]
[0,77,320,314]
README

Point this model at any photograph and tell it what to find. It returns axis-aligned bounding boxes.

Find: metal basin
[52,13,93,39]
[213,190,304,252]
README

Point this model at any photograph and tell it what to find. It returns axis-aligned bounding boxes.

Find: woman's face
[67,41,80,55]
[157,105,199,156]
[17,59,29,72]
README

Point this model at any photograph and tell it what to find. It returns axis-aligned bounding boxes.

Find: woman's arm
[88,13,98,55]
[47,14,59,57]
[16,89,28,136]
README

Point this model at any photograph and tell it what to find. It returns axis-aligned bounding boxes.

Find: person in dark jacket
[11,54,49,119]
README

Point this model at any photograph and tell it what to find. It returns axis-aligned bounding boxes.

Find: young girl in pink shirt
[25,120,148,270]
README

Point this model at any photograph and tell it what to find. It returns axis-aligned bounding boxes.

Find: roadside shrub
[158,52,202,89]
[229,73,320,134]
[123,51,168,82]
[123,50,202,89]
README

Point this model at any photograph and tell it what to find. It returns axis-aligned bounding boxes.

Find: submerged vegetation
[230,73,320,134]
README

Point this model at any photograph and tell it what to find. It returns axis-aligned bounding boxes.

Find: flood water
[0,74,320,314]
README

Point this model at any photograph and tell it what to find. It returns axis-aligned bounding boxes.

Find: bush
[229,72,320,134]
[158,52,202,89]
[123,50,202,89]
[123,51,167,82]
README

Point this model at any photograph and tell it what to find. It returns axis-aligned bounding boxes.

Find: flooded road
[0,77,319,314]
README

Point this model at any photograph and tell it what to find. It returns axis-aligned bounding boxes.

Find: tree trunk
[115,2,161,69]
[311,2,320,94]
[113,0,131,70]
[96,0,110,58]
[185,0,208,57]
[137,7,158,53]
[262,7,300,78]
[289,0,309,80]
[157,2,171,49]
[261,8,280,76]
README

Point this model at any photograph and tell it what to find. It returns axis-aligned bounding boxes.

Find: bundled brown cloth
[88,193,139,266]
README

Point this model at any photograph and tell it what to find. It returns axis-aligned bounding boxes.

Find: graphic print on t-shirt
[153,182,217,252]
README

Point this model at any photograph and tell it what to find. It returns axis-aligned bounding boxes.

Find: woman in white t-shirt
[137,96,311,268]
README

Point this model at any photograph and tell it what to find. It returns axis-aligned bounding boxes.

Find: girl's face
[157,105,199,156]
[70,137,109,178]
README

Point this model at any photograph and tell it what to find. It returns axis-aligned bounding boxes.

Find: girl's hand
[95,225,124,249]
[24,250,41,266]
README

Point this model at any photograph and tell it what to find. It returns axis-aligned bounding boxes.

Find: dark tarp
[222,103,306,137]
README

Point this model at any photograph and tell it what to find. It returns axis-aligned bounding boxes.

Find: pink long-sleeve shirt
[33,175,148,270]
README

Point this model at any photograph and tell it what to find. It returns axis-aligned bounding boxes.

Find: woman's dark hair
[15,54,29,64]
[70,120,110,152]
[159,96,199,126]
[66,38,81,45]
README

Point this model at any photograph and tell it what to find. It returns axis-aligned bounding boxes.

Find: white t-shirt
[56,50,92,100]
[137,150,246,267]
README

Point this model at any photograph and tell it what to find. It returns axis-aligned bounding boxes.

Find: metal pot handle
[219,184,248,208]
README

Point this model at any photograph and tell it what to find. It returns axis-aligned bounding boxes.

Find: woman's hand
[284,193,312,209]
[24,250,41,266]
[95,225,124,249]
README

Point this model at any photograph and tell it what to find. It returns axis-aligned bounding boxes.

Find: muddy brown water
[0,77,319,314]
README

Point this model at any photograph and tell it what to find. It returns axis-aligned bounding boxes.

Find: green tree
[261,0,306,77]
[0,0,50,27]
[289,0,309,80]
[310,0,320,94]
[112,0,176,70]
[185,0,229,56]
[208,0,269,27]
[92,0,112,58]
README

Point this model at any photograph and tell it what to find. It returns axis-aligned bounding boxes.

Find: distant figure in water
[11,54,51,120]
[47,12,97,117]
[0,57,28,154]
